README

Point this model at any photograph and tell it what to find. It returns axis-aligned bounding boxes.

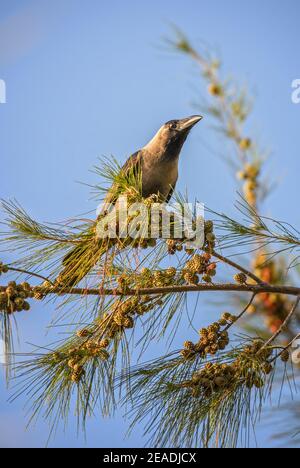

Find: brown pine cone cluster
[112,296,152,329]
[236,339,273,388]
[240,339,271,358]
[280,349,290,363]
[166,239,183,255]
[182,253,217,285]
[0,262,8,276]
[0,281,33,314]
[63,339,111,383]
[81,341,110,359]
[181,362,236,398]
[233,273,248,284]
[68,359,85,383]
[61,294,160,384]
[203,220,216,251]
[90,295,157,347]
[117,267,178,292]
[165,219,216,255]
[180,314,236,360]
[179,340,275,399]
[76,329,91,338]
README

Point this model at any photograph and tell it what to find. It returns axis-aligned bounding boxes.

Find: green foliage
[118,339,280,448]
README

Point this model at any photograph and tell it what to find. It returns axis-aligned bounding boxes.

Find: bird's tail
[57,239,105,288]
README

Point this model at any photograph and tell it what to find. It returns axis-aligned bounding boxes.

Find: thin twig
[270,331,300,363]
[6,266,54,286]
[259,295,300,353]
[224,292,257,331]
[212,250,265,285]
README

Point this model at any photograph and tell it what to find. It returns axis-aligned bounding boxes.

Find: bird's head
[145,115,203,159]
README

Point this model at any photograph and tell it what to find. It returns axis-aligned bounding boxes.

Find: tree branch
[5,282,300,298]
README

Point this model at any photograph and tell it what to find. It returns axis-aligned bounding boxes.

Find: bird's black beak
[178,115,203,131]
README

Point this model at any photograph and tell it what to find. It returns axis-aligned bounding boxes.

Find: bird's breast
[141,156,178,200]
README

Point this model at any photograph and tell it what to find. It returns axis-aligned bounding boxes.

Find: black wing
[121,150,142,173]
[102,150,142,210]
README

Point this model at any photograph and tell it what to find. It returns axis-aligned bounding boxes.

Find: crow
[58,115,202,287]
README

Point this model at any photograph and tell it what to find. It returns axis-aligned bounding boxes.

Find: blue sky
[0,0,299,447]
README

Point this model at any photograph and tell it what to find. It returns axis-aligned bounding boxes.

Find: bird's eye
[169,122,177,130]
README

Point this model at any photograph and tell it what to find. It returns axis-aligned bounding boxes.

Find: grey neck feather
[143,129,189,163]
